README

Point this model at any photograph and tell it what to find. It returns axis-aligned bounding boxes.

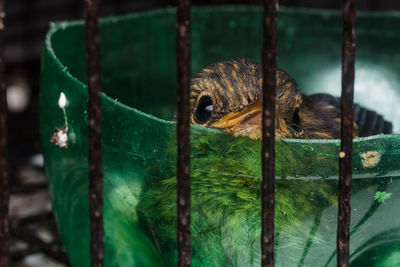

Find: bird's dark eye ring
[292,108,301,132]
[193,95,213,125]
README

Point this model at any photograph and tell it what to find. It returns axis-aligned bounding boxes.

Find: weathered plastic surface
[40,6,400,267]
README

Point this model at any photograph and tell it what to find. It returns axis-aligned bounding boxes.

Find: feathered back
[305,94,392,137]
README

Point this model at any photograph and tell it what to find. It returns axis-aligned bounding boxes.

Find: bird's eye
[193,95,213,125]
[291,108,301,132]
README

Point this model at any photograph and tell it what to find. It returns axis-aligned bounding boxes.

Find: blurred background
[3,0,400,266]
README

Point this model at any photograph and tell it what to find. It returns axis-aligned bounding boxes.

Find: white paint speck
[50,126,68,149]
[57,131,68,146]
[58,92,67,109]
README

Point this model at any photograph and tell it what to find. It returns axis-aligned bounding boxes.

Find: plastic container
[40,6,400,266]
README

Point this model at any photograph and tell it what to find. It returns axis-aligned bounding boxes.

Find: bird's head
[190,58,303,139]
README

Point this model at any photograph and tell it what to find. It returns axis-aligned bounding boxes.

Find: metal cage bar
[337,0,356,266]
[0,1,8,266]
[84,0,104,266]
[176,0,192,266]
[261,0,278,266]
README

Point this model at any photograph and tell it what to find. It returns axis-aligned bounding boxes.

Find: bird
[189,58,392,139]
[138,59,393,266]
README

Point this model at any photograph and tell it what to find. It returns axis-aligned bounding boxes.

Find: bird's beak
[211,102,263,130]
[211,101,289,139]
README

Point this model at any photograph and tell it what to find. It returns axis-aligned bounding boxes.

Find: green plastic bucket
[40,6,400,266]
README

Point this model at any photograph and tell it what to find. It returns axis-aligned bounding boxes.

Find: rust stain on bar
[84,0,104,266]
[337,0,356,266]
[176,0,191,266]
[261,0,277,266]
[0,1,8,266]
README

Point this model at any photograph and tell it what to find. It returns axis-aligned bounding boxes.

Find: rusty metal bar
[84,0,104,266]
[337,0,356,266]
[176,0,191,266]
[261,0,278,266]
[0,1,8,266]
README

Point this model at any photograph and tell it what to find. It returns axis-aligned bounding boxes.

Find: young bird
[190,58,392,139]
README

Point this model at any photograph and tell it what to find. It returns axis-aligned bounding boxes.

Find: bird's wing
[307,93,393,137]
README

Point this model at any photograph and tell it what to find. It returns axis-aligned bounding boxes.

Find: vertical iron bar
[261,0,277,266]
[84,0,104,266]
[337,0,356,266]
[0,1,8,266]
[176,0,191,266]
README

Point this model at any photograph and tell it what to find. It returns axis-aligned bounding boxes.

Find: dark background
[3,0,400,266]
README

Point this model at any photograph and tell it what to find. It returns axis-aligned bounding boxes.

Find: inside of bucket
[49,7,400,132]
[42,7,400,267]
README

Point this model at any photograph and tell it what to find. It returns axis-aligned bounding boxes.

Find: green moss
[138,132,338,266]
